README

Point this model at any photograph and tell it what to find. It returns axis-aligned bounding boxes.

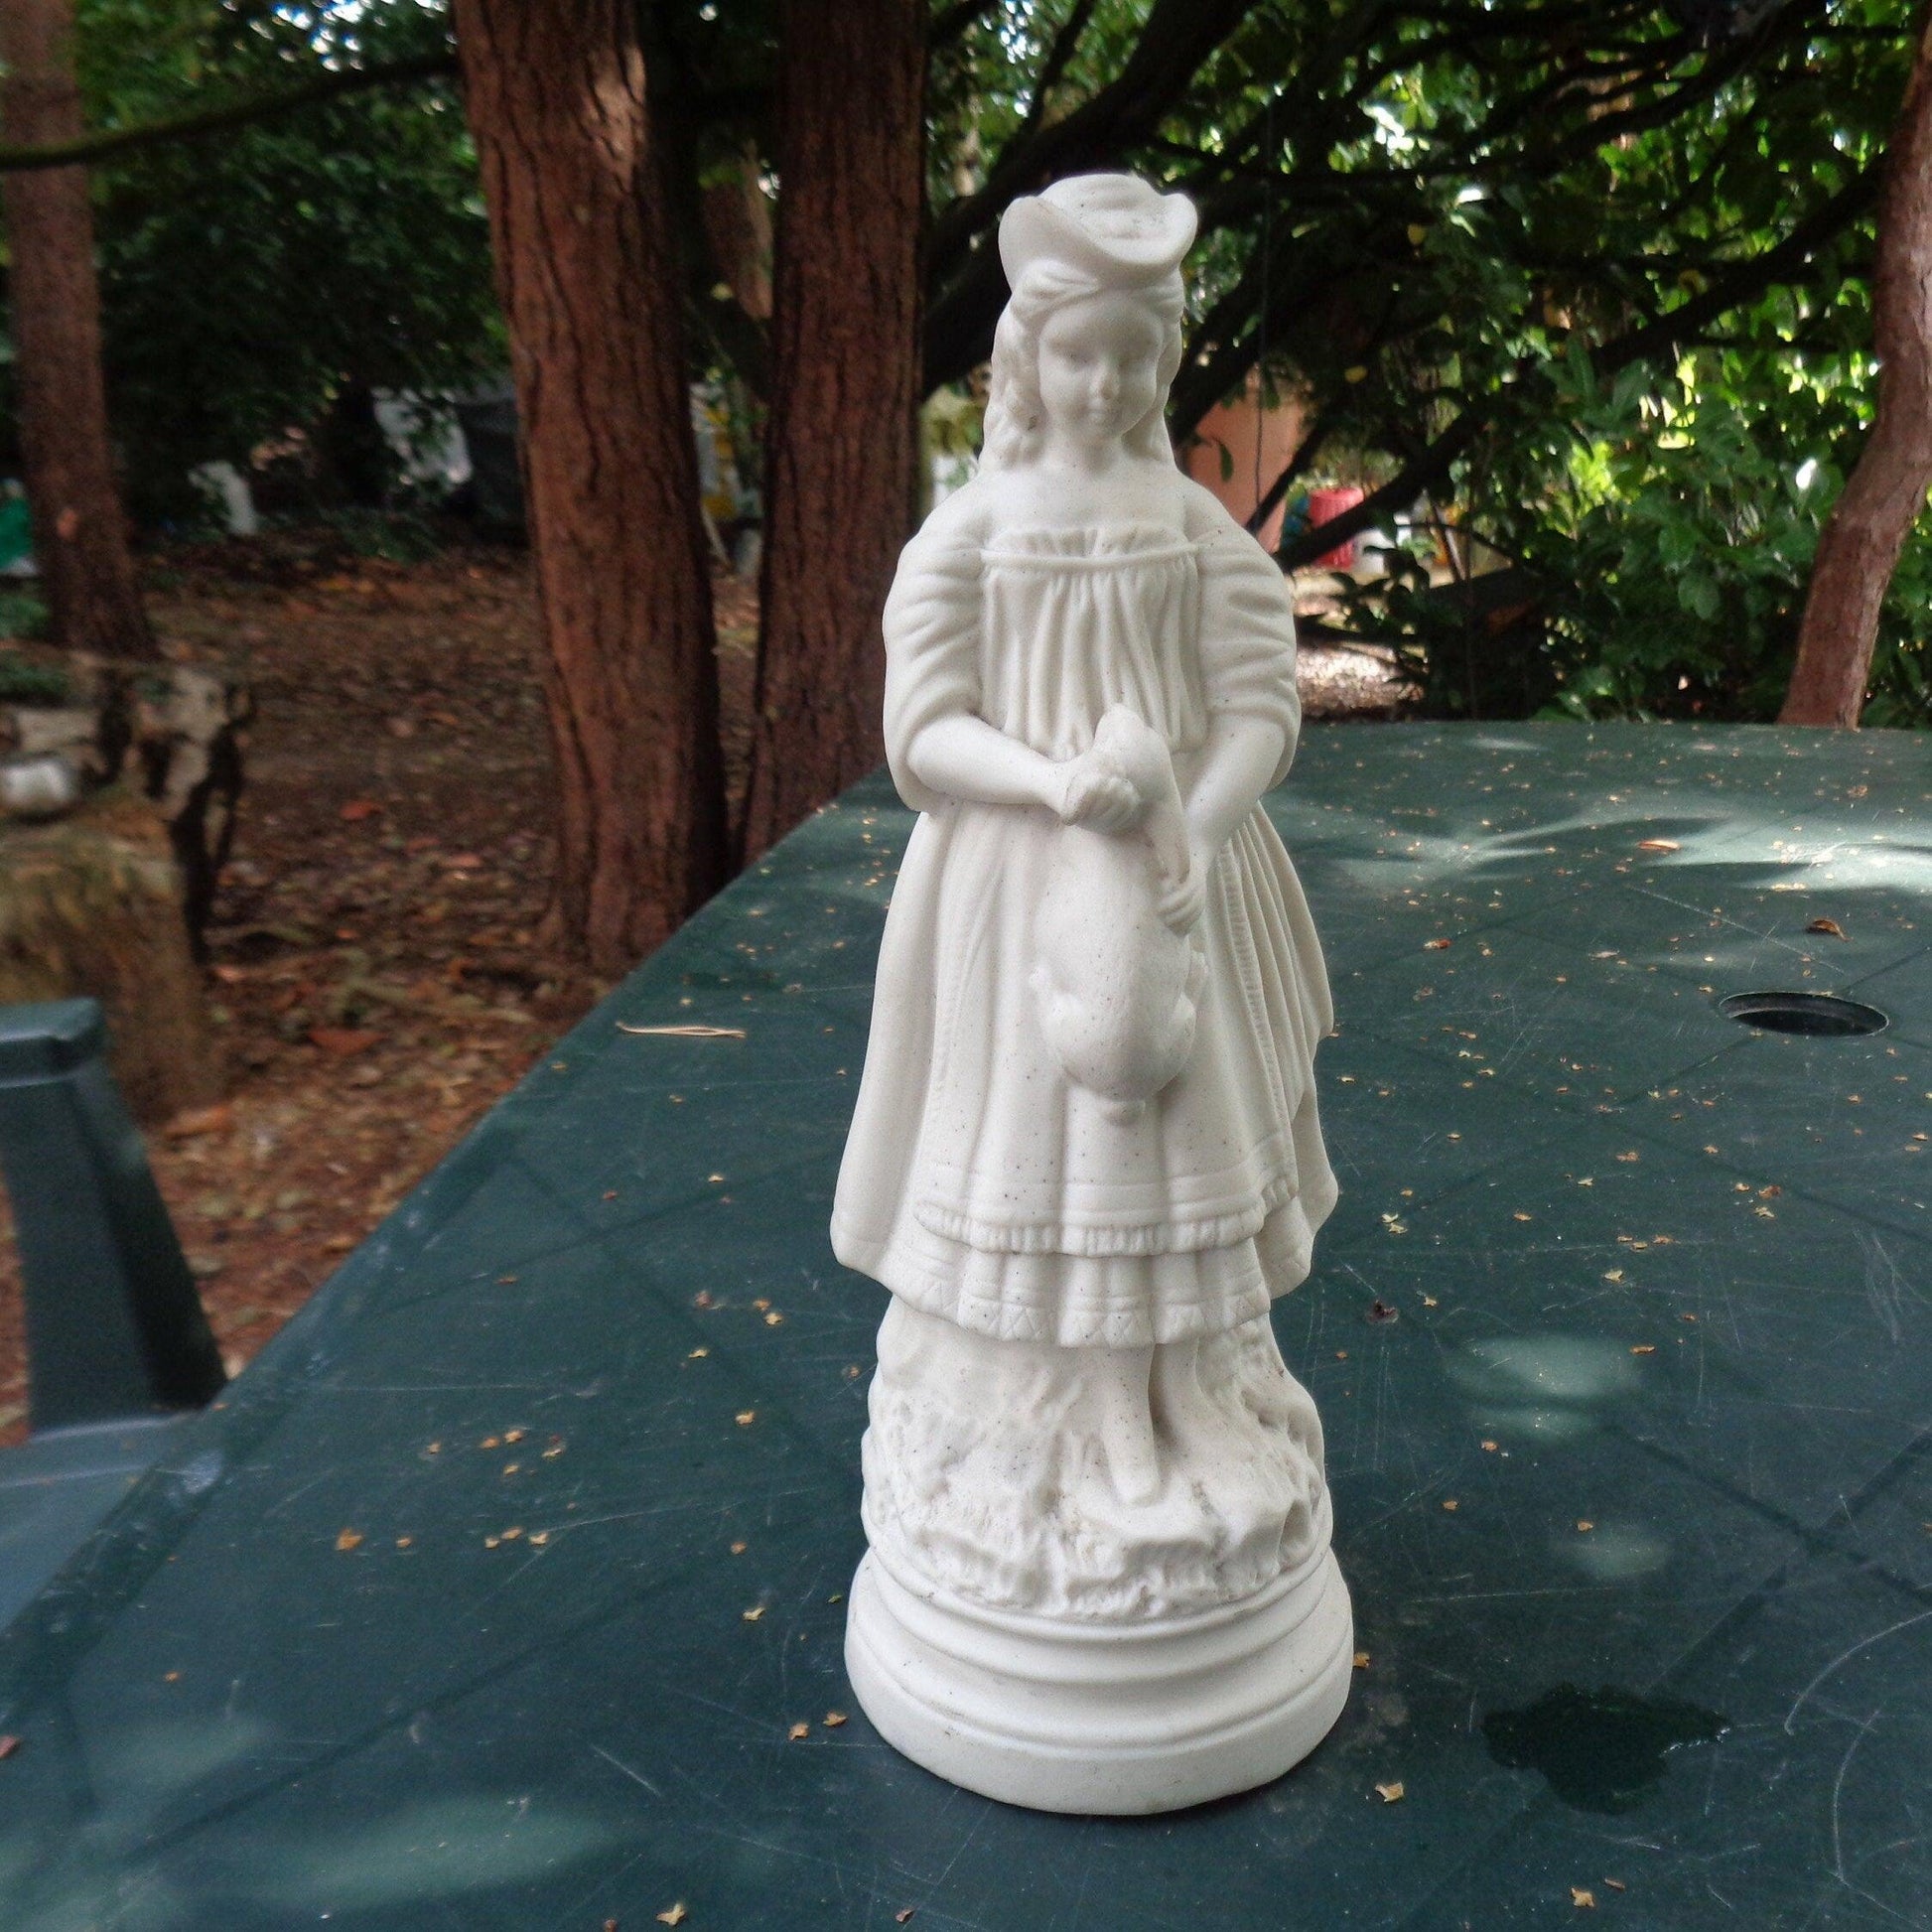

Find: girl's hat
[999,173,1196,291]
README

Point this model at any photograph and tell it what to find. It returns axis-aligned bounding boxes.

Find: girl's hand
[1156,840,1213,933]
[1058,757,1146,833]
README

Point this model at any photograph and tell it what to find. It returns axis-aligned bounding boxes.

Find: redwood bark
[454,0,727,969]
[739,0,925,862]
[1781,8,1932,727]
[0,0,154,658]
[701,142,773,322]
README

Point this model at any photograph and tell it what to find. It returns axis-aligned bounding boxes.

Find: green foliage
[305,502,449,564]
[1317,0,1930,724]
[1368,335,1849,721]
[924,1,1931,726]
[63,1,499,517]
[0,0,1921,726]
[1361,263,1932,725]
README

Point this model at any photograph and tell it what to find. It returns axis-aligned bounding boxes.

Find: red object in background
[1306,485,1365,569]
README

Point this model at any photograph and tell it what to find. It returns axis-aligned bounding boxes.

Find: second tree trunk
[1781,7,1932,727]
[739,0,926,861]
[455,0,727,968]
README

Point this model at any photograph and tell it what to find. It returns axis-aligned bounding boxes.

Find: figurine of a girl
[837,175,1352,1814]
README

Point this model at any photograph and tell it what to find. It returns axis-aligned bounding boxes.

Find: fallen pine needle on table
[617,1023,747,1039]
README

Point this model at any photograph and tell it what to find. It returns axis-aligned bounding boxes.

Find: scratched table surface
[1,722,1929,1930]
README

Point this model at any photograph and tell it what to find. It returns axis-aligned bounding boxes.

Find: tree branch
[1011,0,1100,147]
[0,50,458,174]
[1246,409,1328,537]
[926,0,1257,275]
[1596,164,1878,376]
[1273,156,1880,571]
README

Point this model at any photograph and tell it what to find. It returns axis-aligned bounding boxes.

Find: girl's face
[1035,290,1167,454]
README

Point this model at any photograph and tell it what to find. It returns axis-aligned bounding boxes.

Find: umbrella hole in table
[1717,991,1888,1037]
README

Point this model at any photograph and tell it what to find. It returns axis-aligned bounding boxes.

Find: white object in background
[928,447,977,509]
[373,391,474,489]
[188,462,259,537]
[834,172,1352,1814]
[0,751,81,820]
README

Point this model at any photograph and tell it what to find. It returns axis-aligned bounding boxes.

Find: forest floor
[0,530,1410,1440]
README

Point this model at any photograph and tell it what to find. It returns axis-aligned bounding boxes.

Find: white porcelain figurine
[835,172,1352,1814]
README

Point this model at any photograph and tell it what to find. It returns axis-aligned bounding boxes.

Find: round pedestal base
[844,1542,1353,1815]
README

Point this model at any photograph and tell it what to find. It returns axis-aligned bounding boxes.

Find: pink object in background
[1305,486,1365,570]
[1180,373,1305,550]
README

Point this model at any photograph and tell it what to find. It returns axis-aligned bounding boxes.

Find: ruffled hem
[913,1166,1294,1258]
[834,1165,1336,1349]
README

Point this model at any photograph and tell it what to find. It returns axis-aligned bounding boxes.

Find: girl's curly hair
[980,260,1186,475]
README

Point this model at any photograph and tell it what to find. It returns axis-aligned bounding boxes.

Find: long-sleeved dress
[831,478,1336,1352]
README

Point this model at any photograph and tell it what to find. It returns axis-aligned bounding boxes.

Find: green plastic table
[1,723,1927,1930]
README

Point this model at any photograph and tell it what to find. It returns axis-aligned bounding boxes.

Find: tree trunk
[453,0,727,969]
[701,142,774,323]
[1780,8,1932,728]
[738,0,925,863]
[0,0,154,659]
